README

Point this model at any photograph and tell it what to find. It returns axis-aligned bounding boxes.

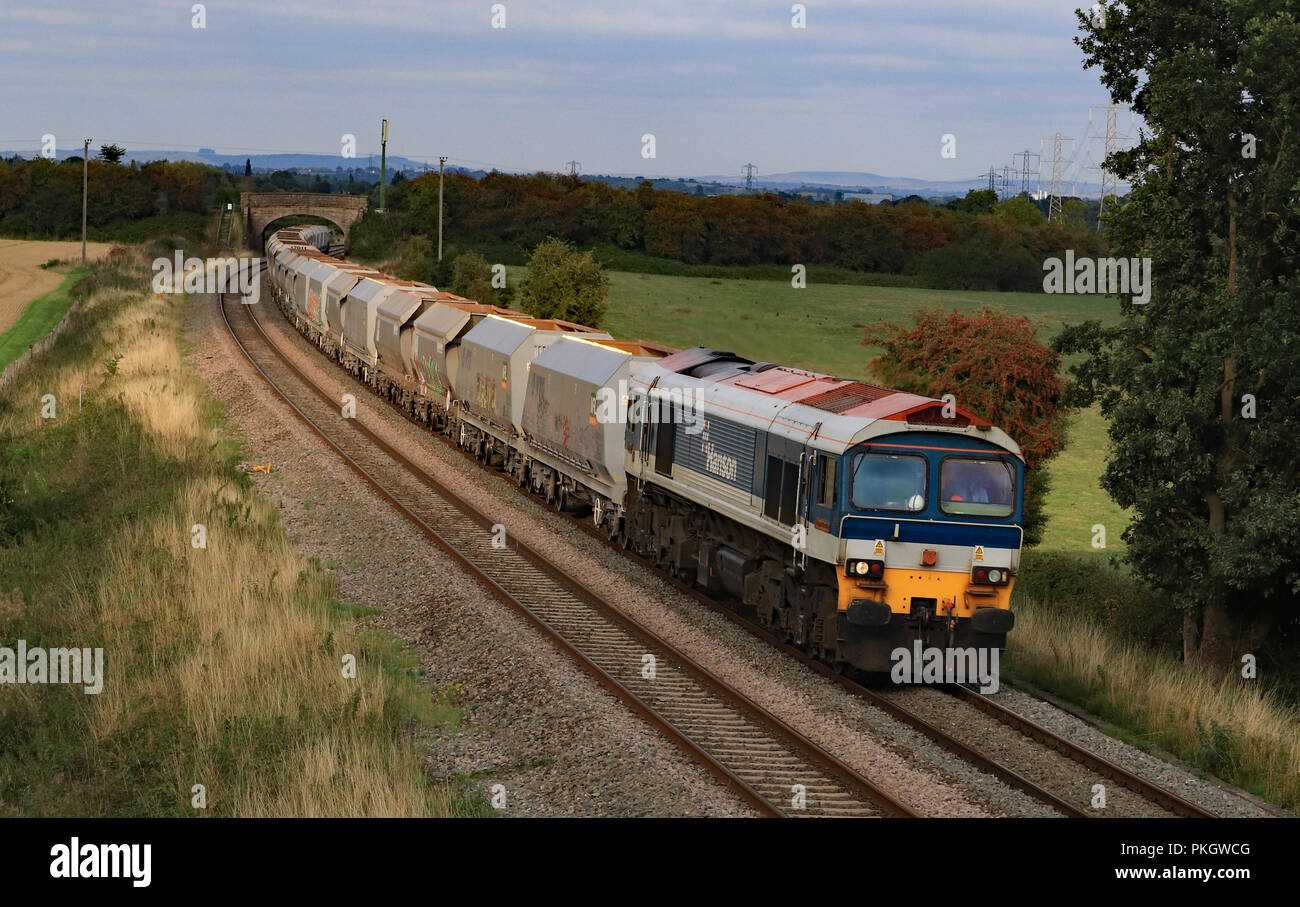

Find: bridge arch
[241,192,369,252]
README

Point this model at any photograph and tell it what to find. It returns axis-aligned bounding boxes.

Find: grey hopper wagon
[319,264,381,337]
[288,257,334,317]
[341,277,434,366]
[522,335,675,501]
[288,255,338,319]
[453,315,611,441]
[410,302,527,401]
[375,290,473,381]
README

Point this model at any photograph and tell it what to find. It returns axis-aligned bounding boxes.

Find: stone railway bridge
[240,192,369,251]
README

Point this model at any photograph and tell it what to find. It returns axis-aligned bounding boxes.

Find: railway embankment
[0,242,488,816]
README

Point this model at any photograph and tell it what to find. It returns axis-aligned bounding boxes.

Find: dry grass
[1009,598,1300,811]
[0,246,480,817]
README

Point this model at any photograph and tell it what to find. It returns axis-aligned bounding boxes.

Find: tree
[946,188,997,214]
[244,158,252,177]
[98,144,125,164]
[450,250,502,305]
[995,193,1045,227]
[1057,0,1300,671]
[518,237,609,326]
[864,308,1070,547]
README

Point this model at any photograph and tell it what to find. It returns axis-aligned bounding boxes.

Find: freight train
[264,225,1023,673]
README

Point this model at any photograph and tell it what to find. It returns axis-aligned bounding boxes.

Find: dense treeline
[0,156,376,240]
[0,157,245,237]
[360,171,1105,291]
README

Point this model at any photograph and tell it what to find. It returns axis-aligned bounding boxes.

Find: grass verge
[0,245,489,817]
[1006,592,1299,812]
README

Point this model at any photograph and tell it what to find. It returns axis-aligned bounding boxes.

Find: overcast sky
[0,0,1119,181]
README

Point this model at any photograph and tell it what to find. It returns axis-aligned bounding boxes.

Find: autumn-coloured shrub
[863,307,1071,546]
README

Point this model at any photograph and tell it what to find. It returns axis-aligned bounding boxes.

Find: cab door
[807,451,839,537]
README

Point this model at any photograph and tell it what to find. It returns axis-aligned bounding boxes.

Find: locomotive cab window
[939,458,1015,517]
[815,454,837,507]
[850,452,927,513]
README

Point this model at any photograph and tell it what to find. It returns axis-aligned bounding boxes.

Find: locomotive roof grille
[801,382,897,413]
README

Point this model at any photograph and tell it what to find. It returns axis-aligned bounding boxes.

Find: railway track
[220,290,921,819]
[601,548,1218,818]
[241,274,1220,820]
[597,548,1218,819]
[941,684,1215,818]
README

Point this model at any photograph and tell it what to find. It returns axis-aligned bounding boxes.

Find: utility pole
[742,162,756,193]
[81,138,90,265]
[379,118,387,211]
[565,160,580,178]
[438,156,448,262]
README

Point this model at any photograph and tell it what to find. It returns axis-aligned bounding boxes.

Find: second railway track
[220,289,920,818]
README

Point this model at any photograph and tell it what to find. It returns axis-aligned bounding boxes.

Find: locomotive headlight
[847,559,885,579]
[972,566,1009,585]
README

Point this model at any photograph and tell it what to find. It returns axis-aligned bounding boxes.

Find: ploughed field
[0,239,113,335]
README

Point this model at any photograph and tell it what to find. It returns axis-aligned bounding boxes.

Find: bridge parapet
[241,192,369,250]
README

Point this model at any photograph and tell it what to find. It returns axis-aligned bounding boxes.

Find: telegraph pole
[81,138,90,265]
[437,156,448,262]
[378,119,388,212]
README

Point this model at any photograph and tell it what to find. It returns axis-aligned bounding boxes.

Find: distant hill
[0,148,448,175]
[0,149,1107,199]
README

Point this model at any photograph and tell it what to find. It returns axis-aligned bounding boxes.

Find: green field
[507,267,1131,552]
[0,267,89,370]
